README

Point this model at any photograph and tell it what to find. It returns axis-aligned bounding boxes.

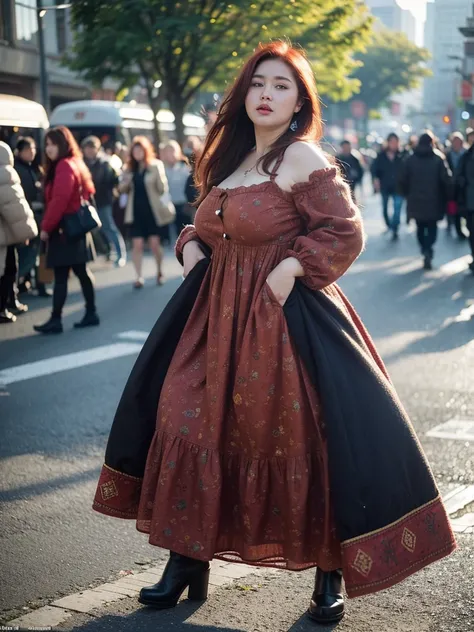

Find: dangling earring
[290,116,298,132]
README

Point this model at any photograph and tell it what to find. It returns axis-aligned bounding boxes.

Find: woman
[120,137,173,288]
[399,132,453,270]
[33,126,99,334]
[162,140,191,237]
[0,141,38,323]
[93,43,455,624]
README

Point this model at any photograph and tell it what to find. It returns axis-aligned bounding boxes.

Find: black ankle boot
[33,316,63,334]
[138,552,210,609]
[307,568,344,624]
[74,311,100,328]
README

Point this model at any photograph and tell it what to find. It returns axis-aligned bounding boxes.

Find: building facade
[0,0,92,112]
[423,0,472,122]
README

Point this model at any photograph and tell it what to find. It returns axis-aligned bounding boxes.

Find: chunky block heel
[188,568,210,601]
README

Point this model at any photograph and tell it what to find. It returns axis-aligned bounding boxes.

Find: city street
[1,190,474,631]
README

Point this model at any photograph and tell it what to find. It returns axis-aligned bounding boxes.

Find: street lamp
[15,1,72,113]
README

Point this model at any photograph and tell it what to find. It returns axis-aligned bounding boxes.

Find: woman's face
[45,138,59,162]
[162,145,178,165]
[132,144,146,162]
[245,58,302,131]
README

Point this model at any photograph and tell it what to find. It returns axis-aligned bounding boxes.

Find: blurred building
[365,0,423,133]
[0,1,95,111]
[422,0,472,129]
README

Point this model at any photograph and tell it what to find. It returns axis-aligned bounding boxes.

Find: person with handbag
[120,136,175,289]
[0,141,38,324]
[34,126,99,334]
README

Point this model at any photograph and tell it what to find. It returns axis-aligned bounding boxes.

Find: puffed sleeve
[287,167,364,290]
[175,225,209,266]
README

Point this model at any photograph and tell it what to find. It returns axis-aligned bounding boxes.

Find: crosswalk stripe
[0,342,142,386]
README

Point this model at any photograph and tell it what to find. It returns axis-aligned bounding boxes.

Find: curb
[7,560,275,628]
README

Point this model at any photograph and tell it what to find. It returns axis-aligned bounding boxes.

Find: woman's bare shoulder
[284,141,330,181]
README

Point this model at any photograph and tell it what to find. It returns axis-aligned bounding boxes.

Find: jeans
[52,264,95,318]
[381,192,404,231]
[98,204,126,262]
[416,221,438,257]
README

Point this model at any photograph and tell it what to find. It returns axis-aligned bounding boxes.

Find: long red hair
[127,136,156,172]
[196,41,323,204]
[44,126,94,193]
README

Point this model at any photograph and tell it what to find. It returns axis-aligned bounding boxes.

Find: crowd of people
[1,116,474,331]
[336,128,474,271]
[0,127,204,330]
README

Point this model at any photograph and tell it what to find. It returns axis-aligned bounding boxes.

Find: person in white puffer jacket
[0,141,38,323]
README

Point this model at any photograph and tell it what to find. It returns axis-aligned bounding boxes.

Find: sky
[396,0,428,23]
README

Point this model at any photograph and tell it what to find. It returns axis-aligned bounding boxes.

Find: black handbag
[62,190,102,241]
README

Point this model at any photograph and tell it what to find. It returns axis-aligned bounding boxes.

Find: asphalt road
[1,190,474,630]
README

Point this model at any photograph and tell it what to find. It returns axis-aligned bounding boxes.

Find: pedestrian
[33,126,99,334]
[82,136,127,267]
[93,42,455,625]
[371,132,405,240]
[0,141,38,323]
[120,136,175,288]
[335,140,364,200]
[399,131,453,270]
[455,127,474,274]
[162,140,191,237]
[446,132,468,239]
[14,136,50,297]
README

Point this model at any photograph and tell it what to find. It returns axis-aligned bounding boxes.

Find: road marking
[116,330,149,341]
[443,485,474,515]
[426,419,474,441]
[0,343,142,386]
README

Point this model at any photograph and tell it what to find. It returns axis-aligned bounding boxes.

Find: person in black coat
[335,140,364,200]
[455,128,474,273]
[14,136,50,298]
[371,133,405,240]
[399,132,453,270]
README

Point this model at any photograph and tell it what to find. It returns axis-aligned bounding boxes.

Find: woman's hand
[40,230,49,242]
[266,257,304,306]
[182,240,206,278]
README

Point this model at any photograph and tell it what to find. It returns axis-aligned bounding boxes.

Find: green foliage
[350,28,431,112]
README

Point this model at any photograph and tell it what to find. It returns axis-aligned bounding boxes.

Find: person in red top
[34,126,99,334]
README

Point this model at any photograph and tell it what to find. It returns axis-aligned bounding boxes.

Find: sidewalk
[8,532,474,632]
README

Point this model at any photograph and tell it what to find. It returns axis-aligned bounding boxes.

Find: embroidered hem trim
[341,496,456,598]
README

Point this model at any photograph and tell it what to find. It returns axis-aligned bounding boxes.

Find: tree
[346,29,431,133]
[66,0,372,146]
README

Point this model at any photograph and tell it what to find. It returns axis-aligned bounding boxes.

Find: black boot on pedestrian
[307,568,344,624]
[34,316,63,334]
[138,552,210,609]
[74,311,100,328]
[0,309,17,324]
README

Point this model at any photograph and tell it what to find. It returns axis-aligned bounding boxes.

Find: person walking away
[33,126,99,334]
[162,141,191,239]
[14,136,51,298]
[446,132,467,239]
[93,42,455,626]
[335,140,364,201]
[82,136,126,267]
[0,141,38,323]
[120,136,174,288]
[399,132,453,270]
[456,128,474,273]
[371,133,405,240]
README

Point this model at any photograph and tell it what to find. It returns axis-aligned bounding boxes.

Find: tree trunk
[142,75,163,151]
[169,98,186,147]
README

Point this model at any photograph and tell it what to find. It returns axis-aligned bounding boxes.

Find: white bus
[49,100,206,149]
[0,94,49,148]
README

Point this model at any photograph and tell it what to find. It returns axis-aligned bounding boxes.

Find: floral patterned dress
[135,167,364,571]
